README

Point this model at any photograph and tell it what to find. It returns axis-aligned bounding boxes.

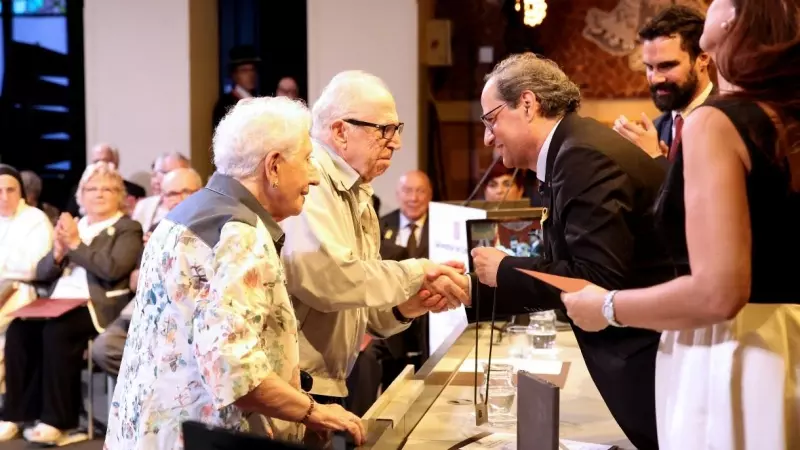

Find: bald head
[152,152,191,195]
[91,143,120,167]
[276,77,299,99]
[396,170,432,221]
[160,168,202,211]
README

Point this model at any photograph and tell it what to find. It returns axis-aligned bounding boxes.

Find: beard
[649,68,699,112]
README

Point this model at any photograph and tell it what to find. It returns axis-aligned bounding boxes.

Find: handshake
[395,260,472,319]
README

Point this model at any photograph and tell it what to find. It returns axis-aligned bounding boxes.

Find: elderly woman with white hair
[0,162,143,444]
[105,96,366,450]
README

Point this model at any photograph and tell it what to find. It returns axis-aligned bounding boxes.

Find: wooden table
[366,327,633,449]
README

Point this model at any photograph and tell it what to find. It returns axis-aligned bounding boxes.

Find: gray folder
[517,370,559,450]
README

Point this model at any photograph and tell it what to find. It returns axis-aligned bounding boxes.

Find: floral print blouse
[104,206,303,449]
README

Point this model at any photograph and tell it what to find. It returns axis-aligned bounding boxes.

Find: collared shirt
[281,139,424,397]
[536,119,564,182]
[395,213,426,248]
[106,173,302,450]
[672,82,714,140]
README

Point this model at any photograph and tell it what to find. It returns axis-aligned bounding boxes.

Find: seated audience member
[64,144,146,216]
[276,76,300,99]
[483,161,524,202]
[20,170,60,224]
[106,97,365,449]
[131,151,191,232]
[0,165,54,391]
[91,167,202,377]
[0,162,142,444]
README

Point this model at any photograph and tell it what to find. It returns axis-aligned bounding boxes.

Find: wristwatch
[602,290,626,327]
[392,306,413,324]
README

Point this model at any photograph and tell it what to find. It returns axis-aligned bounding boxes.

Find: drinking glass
[527,310,557,351]
[506,325,531,359]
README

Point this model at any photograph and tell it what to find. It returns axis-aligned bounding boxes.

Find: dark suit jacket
[36,216,143,330]
[379,209,429,361]
[471,113,673,450]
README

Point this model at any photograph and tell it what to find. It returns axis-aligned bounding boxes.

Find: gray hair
[213,96,311,179]
[485,53,581,118]
[160,151,190,165]
[310,70,390,140]
[76,161,127,215]
[20,170,42,202]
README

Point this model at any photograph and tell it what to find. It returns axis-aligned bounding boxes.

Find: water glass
[505,325,531,359]
[478,363,517,425]
[527,310,557,351]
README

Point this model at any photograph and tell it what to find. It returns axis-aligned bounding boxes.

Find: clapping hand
[55,213,81,250]
[613,113,668,159]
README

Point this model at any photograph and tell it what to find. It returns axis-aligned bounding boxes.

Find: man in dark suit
[466,53,673,449]
[612,5,713,166]
[212,45,260,130]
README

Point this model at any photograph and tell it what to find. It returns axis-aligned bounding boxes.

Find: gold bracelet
[300,391,316,424]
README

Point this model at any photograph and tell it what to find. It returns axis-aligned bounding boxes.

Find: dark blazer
[379,209,429,259]
[36,216,143,330]
[471,113,673,450]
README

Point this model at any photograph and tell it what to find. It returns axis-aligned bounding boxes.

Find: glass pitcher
[478,363,517,425]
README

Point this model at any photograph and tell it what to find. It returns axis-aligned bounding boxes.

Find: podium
[426,201,544,357]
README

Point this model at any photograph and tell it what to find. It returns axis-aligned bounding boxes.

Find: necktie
[668,114,684,161]
[406,223,418,258]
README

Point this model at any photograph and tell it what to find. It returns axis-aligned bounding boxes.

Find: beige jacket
[281,141,426,397]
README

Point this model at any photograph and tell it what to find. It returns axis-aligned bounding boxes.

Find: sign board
[426,201,486,356]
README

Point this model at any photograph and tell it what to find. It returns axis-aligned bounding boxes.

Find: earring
[272,181,279,189]
[721,21,730,30]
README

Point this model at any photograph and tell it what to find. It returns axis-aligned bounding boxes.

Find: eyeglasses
[343,119,404,140]
[83,186,118,195]
[481,103,508,131]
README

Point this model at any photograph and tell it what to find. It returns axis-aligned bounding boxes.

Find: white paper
[460,358,563,376]
[426,202,486,356]
[462,433,515,449]
[559,439,615,450]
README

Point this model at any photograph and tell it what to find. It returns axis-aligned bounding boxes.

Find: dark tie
[406,223,418,258]
[668,114,684,161]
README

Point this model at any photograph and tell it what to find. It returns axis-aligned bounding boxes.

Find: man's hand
[612,113,668,159]
[397,289,447,319]
[421,263,470,308]
[470,247,508,287]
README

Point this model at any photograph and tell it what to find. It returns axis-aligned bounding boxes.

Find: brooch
[541,208,549,225]
[107,227,116,237]
[384,229,393,240]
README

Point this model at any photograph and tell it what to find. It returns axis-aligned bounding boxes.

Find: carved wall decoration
[583,0,707,72]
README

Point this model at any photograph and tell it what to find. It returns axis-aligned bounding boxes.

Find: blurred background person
[0,162,142,444]
[0,164,54,394]
[212,45,261,129]
[483,161,524,203]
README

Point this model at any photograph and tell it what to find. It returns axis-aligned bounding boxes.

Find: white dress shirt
[395,213,426,248]
[536,119,564,182]
[671,82,714,140]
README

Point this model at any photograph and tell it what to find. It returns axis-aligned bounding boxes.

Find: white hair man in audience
[65,143,147,216]
[91,167,202,378]
[130,151,190,232]
[280,70,470,405]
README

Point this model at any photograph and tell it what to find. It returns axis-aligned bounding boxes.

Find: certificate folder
[517,370,559,450]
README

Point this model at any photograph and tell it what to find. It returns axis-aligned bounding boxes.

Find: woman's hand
[55,213,81,250]
[561,284,610,332]
[304,402,366,446]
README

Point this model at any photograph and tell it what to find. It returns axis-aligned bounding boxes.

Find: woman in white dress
[562,0,800,448]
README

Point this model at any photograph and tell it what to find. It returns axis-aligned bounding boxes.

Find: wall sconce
[514,0,548,28]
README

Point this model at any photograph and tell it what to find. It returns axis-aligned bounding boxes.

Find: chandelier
[514,0,548,28]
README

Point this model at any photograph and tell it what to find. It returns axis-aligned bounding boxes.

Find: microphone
[462,154,503,206]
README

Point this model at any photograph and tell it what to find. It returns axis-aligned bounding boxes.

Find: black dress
[652,96,800,449]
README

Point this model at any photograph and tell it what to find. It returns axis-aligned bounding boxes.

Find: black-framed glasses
[480,103,507,130]
[343,119,404,140]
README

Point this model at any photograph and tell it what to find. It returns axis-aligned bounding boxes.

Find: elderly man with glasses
[281,71,470,408]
